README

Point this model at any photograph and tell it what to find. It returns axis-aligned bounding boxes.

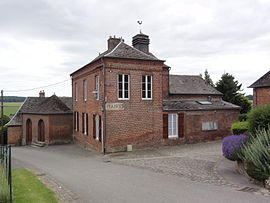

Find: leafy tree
[216,73,242,102]
[200,69,214,86]
[232,94,252,114]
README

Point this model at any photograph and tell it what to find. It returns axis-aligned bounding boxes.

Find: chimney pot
[107,36,122,51]
[39,90,45,98]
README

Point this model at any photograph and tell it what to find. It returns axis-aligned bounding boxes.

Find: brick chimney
[132,33,150,53]
[107,36,122,51]
[39,90,45,98]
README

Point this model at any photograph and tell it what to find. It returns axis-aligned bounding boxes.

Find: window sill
[142,98,152,101]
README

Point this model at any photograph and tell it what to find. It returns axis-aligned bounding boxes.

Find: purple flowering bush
[222,135,248,161]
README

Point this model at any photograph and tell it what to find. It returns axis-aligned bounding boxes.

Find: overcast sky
[1,0,270,97]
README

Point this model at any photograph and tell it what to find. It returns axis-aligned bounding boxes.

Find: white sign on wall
[105,103,124,110]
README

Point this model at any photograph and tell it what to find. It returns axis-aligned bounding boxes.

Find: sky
[0,0,270,97]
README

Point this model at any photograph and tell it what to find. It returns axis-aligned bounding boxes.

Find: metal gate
[0,145,12,203]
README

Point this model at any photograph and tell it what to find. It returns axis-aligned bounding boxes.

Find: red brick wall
[7,126,22,146]
[22,114,49,144]
[49,114,73,144]
[253,87,270,108]
[72,60,103,151]
[22,114,72,145]
[184,109,238,142]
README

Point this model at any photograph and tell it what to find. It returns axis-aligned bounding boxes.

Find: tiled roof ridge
[249,70,270,88]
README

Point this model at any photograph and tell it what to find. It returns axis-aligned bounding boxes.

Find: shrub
[248,103,270,135]
[231,121,249,135]
[239,127,270,181]
[238,113,248,122]
[222,135,248,161]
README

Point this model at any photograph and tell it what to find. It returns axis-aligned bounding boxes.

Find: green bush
[246,163,270,182]
[238,127,270,181]
[238,113,248,121]
[231,121,249,135]
[248,103,270,135]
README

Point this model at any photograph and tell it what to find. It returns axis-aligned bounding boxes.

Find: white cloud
[0,0,270,97]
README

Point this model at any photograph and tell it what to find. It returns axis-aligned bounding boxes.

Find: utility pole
[1,90,3,145]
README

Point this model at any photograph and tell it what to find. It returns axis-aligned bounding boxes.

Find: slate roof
[249,71,270,88]
[163,99,240,111]
[6,95,72,126]
[169,75,222,95]
[71,41,163,75]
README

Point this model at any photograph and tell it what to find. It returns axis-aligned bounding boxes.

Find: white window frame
[168,114,178,138]
[83,80,87,102]
[74,83,78,102]
[84,113,87,135]
[95,115,100,141]
[202,121,218,131]
[142,75,152,100]
[118,74,130,100]
[95,76,99,101]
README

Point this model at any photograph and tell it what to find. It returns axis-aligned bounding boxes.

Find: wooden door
[38,120,45,142]
[26,119,32,144]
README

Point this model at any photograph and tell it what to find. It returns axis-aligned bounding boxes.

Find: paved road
[12,144,270,203]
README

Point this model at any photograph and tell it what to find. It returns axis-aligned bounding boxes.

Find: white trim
[142,75,152,100]
[95,75,99,101]
[95,115,100,141]
[168,114,178,138]
[83,80,87,102]
[83,113,87,135]
[118,74,129,100]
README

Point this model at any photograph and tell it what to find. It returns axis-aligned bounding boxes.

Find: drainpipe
[101,58,107,154]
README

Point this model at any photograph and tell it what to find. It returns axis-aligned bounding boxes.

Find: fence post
[0,90,4,146]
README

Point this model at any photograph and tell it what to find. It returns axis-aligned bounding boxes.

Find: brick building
[249,70,270,108]
[70,33,239,153]
[6,92,73,146]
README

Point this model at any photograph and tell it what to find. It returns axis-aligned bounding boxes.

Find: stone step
[31,141,46,148]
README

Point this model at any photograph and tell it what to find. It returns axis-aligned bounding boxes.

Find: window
[74,112,79,131]
[81,113,88,135]
[74,83,78,101]
[202,121,218,131]
[168,114,178,138]
[83,80,87,101]
[142,75,152,99]
[93,115,102,141]
[95,76,99,100]
[118,74,129,100]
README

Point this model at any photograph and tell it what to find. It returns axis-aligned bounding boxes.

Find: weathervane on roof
[137,20,142,33]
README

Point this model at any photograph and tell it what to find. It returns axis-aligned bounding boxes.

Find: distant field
[2,102,22,116]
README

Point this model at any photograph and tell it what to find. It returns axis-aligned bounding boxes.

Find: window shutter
[82,113,84,133]
[86,113,88,135]
[76,112,79,131]
[93,115,96,139]
[99,115,102,142]
[178,113,185,138]
[163,114,168,139]
[73,112,76,130]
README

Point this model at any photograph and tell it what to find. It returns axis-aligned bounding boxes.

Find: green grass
[12,168,58,203]
[1,102,22,116]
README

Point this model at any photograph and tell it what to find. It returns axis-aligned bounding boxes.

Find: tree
[200,69,214,86]
[216,73,242,102]
[232,94,252,114]
[216,73,251,113]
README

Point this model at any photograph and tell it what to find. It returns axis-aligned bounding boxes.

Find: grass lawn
[12,168,58,203]
[2,102,22,116]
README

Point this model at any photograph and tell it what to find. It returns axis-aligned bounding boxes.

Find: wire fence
[0,146,12,203]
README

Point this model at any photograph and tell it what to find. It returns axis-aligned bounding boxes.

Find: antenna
[137,20,142,33]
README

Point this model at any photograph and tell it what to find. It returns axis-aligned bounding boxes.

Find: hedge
[231,121,249,135]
